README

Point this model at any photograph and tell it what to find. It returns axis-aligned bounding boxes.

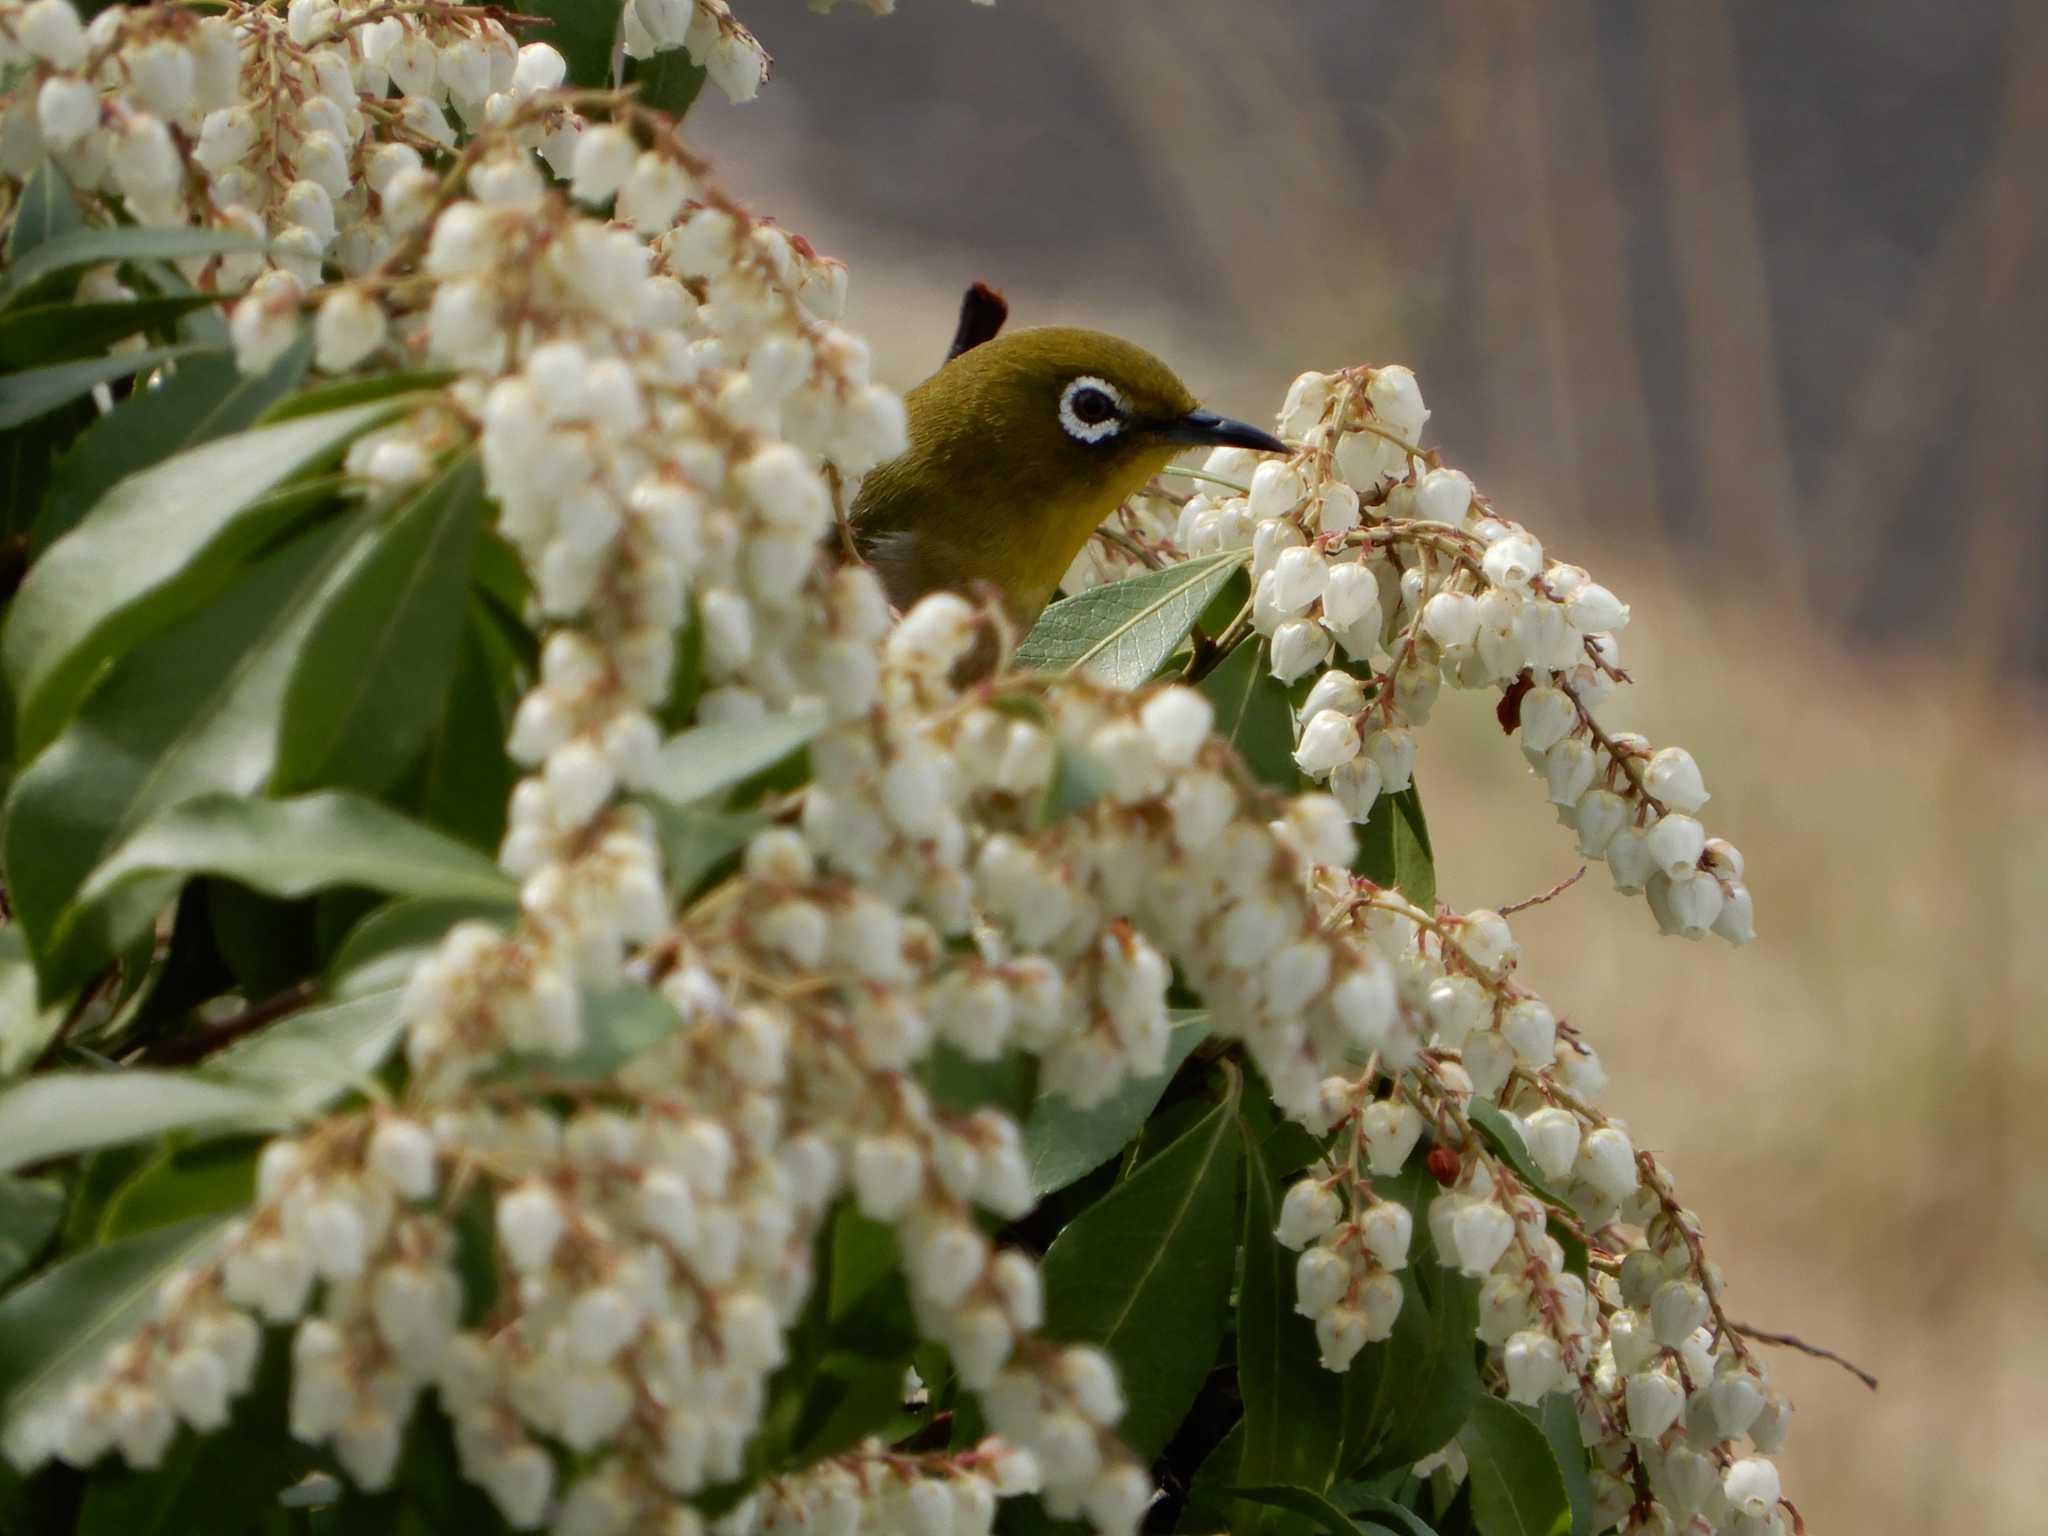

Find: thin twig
[1730,1320,1881,1391]
[139,981,320,1068]
[1500,864,1587,916]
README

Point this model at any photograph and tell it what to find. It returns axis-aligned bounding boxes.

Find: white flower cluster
[737,1439,1037,1536]
[0,7,1789,1533]
[0,0,767,339]
[1267,875,1794,1535]
[1167,365,1752,944]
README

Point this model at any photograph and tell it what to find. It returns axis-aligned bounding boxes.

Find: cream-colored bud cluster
[2,5,1788,1532]
[1286,878,1793,1535]
[1164,365,1752,944]
[734,1438,1038,1536]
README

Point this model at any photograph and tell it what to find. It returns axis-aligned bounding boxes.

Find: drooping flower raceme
[0,5,1792,1536]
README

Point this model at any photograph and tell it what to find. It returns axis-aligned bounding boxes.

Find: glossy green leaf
[0,223,267,303]
[37,338,314,557]
[1458,1397,1572,1536]
[5,515,372,992]
[521,0,619,89]
[275,453,484,794]
[1538,1396,1595,1536]
[97,1138,258,1242]
[1042,1078,1241,1461]
[1231,1484,1396,1536]
[1331,1487,1442,1536]
[1182,1418,1248,1533]
[5,397,400,756]
[645,701,830,808]
[1200,635,1299,790]
[6,159,80,265]
[1022,1012,1207,1194]
[1356,784,1436,912]
[0,292,231,368]
[208,987,407,1117]
[406,605,519,852]
[644,800,770,899]
[0,394,93,546]
[1016,549,1249,687]
[0,928,61,1079]
[628,48,708,116]
[0,1071,286,1175]
[257,367,455,423]
[0,1175,62,1284]
[0,342,206,431]
[495,982,682,1082]
[81,792,516,909]
[0,1212,234,1421]
[1238,1100,1346,1531]
[327,896,508,994]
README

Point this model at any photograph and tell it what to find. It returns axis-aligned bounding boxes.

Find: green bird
[850,320,1287,627]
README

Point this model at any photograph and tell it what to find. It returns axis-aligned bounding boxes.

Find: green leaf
[257,367,455,424]
[5,397,403,757]
[1344,1162,1481,1476]
[6,159,80,265]
[1230,1484,1396,1536]
[644,701,830,808]
[0,293,232,368]
[81,792,516,909]
[0,394,93,546]
[1015,550,1250,688]
[210,987,407,1116]
[1332,1488,1443,1536]
[327,896,507,993]
[1534,1398,1594,1536]
[274,453,484,795]
[1040,1080,1241,1460]
[520,0,620,89]
[0,224,267,304]
[0,928,61,1080]
[0,1176,62,1285]
[1182,1419,1247,1533]
[1200,636,1299,790]
[644,800,769,899]
[1022,1012,1207,1195]
[1457,1397,1572,1536]
[1356,784,1436,912]
[495,981,682,1082]
[37,338,314,557]
[97,1138,258,1242]
[5,514,375,992]
[0,1212,233,1420]
[1238,1099,1346,1532]
[0,1071,286,1175]
[627,48,707,116]
[0,342,208,431]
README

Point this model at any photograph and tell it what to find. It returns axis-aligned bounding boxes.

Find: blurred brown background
[691,3,2048,1531]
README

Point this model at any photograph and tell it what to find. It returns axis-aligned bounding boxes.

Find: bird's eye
[1060,375,1127,443]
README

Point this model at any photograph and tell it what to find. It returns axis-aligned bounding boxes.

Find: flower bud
[1275,1178,1342,1249]
[1294,708,1361,775]
[1269,619,1331,683]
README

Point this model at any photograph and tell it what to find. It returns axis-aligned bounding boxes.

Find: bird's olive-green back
[852,326,1200,622]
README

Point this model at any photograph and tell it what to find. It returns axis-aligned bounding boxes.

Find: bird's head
[854,326,1286,622]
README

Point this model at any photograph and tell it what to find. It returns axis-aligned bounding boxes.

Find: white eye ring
[1059,375,1126,443]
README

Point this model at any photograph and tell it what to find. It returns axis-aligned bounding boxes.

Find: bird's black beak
[1155,407,1289,455]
